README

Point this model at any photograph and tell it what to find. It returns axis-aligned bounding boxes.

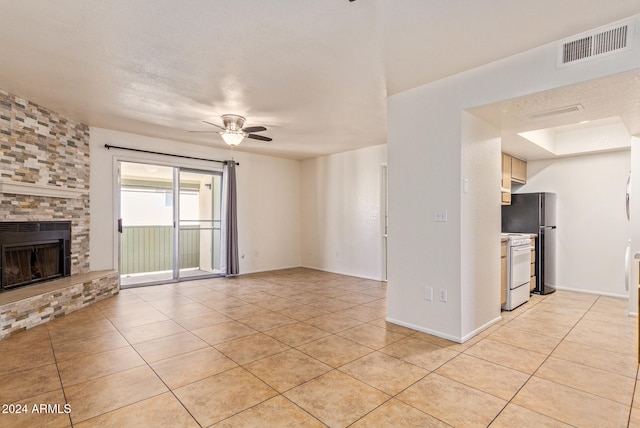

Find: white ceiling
[1,1,639,160]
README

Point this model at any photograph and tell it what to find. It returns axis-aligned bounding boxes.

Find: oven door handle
[512,246,533,253]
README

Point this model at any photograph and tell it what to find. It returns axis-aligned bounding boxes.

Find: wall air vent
[558,19,634,67]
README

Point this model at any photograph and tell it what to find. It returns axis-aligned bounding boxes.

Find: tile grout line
[112,283,372,427]
[13,273,633,427]
[94,303,202,427]
[483,292,574,427]
[487,293,631,427]
[190,281,401,426]
[46,323,74,427]
[141,281,514,426]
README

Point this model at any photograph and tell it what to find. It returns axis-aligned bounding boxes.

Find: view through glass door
[178,169,223,280]
[119,161,222,287]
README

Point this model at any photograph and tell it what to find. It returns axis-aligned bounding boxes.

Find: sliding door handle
[117,218,123,234]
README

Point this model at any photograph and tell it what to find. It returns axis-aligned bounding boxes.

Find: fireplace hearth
[0,221,71,292]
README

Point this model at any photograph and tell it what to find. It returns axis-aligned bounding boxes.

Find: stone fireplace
[0,89,119,339]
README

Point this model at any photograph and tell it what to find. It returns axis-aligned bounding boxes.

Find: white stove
[501,234,532,310]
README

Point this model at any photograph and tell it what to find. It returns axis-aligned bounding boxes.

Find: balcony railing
[120,226,201,275]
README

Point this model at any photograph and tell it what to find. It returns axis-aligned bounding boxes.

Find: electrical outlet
[434,209,448,223]
[439,289,448,302]
[424,287,433,301]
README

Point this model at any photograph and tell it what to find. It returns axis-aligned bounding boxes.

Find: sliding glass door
[118,161,222,287]
[119,162,175,286]
[178,169,222,279]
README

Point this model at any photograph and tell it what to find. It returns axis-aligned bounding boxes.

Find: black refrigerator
[502,192,557,295]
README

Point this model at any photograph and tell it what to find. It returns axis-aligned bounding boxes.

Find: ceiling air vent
[530,104,583,120]
[558,19,634,67]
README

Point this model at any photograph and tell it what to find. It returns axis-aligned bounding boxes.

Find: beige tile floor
[0,268,638,427]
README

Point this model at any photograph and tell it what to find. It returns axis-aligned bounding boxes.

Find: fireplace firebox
[0,221,71,292]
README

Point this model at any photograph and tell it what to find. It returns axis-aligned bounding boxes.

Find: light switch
[424,287,433,301]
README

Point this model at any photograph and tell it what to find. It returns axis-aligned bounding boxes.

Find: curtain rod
[104,144,239,166]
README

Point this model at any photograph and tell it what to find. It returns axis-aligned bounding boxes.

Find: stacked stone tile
[0,89,119,339]
[0,272,119,339]
[0,89,90,273]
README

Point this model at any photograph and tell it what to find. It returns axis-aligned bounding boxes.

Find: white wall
[301,144,387,280]
[518,150,630,297]
[89,128,301,274]
[387,79,464,340]
[461,112,502,339]
[388,15,640,342]
[628,136,640,314]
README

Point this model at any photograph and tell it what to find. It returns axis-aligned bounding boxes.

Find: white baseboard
[385,317,463,343]
[300,264,384,282]
[239,265,302,275]
[461,315,503,343]
[554,285,628,300]
[240,264,383,282]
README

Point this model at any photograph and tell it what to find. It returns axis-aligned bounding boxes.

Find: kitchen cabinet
[501,154,512,205]
[501,153,527,205]
[511,157,527,184]
[501,240,507,306]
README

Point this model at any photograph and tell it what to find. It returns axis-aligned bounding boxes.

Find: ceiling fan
[190,114,272,146]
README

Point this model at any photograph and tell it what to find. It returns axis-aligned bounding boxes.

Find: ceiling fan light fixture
[221,114,246,131]
[191,114,270,145]
[221,130,245,146]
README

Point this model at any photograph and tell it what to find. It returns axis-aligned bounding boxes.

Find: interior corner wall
[300,144,387,280]
[386,80,463,341]
[630,136,640,314]
[89,128,301,274]
[387,14,640,342]
[518,150,631,297]
[460,112,502,339]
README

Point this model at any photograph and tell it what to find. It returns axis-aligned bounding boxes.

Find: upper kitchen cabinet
[501,153,512,205]
[501,153,527,205]
[511,157,527,184]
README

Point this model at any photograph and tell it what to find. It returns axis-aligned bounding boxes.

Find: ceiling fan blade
[242,126,267,133]
[189,130,219,133]
[247,134,272,142]
[202,120,225,130]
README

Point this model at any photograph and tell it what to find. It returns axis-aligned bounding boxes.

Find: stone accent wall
[0,89,90,273]
[0,271,119,339]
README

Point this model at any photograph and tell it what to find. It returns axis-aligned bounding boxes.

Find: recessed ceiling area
[469,70,640,160]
